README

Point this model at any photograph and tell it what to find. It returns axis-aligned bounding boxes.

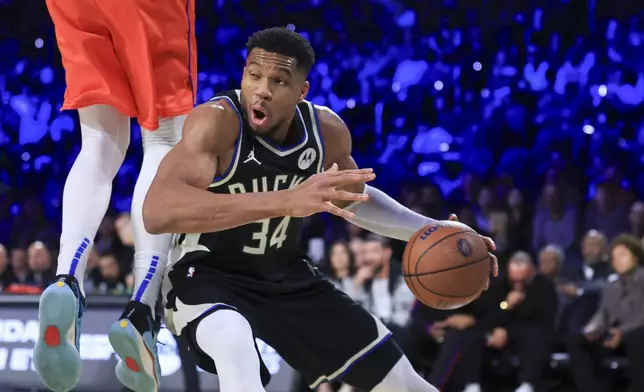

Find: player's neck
[264,117,296,145]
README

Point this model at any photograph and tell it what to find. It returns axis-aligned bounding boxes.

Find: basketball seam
[404,228,424,299]
[405,254,490,277]
[413,229,476,276]
[412,275,484,299]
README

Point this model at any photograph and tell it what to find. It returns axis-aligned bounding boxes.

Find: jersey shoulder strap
[297,100,326,174]
[208,90,246,187]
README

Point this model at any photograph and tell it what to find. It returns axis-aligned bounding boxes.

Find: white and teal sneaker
[33,275,86,392]
[108,301,161,392]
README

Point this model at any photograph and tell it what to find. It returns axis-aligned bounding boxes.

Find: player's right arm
[143,102,373,234]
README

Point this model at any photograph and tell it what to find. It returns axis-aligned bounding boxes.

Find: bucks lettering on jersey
[173,90,325,275]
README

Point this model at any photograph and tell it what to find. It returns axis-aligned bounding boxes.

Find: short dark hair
[246,27,315,75]
[365,233,391,249]
[610,234,644,266]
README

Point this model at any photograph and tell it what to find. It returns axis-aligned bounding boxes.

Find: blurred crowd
[2,0,644,391]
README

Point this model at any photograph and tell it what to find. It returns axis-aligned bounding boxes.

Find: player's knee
[142,115,185,148]
[195,309,255,355]
[372,356,438,392]
[78,104,131,164]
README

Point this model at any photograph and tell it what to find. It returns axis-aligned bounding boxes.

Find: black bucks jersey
[172,90,325,280]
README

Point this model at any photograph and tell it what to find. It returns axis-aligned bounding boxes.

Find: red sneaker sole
[44,325,61,347]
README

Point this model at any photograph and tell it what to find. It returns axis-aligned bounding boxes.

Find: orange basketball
[403,222,491,310]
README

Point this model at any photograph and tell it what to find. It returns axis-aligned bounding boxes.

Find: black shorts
[166,259,403,390]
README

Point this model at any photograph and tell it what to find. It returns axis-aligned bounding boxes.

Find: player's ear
[298,80,310,103]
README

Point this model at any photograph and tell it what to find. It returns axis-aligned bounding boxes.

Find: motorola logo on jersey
[298,147,317,170]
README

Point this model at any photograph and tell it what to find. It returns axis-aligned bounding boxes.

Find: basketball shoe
[34,274,86,392]
[108,301,162,392]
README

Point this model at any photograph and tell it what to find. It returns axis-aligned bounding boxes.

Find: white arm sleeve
[345,185,435,241]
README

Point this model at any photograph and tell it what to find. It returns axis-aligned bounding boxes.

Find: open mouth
[250,107,268,126]
[253,109,266,120]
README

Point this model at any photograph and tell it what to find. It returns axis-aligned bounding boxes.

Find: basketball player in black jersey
[144,27,498,392]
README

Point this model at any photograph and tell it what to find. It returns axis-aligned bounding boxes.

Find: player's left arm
[317,106,499,278]
[317,106,436,241]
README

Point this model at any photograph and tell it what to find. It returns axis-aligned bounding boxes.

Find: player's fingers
[490,253,499,277]
[330,190,369,202]
[324,168,374,178]
[481,235,496,251]
[325,163,339,172]
[448,213,459,221]
[323,201,355,220]
[328,172,376,187]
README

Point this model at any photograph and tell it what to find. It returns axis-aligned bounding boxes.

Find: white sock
[195,309,265,392]
[463,384,482,392]
[372,356,439,392]
[515,383,533,392]
[130,116,185,309]
[56,105,130,295]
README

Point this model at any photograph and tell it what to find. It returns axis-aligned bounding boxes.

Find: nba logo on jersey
[298,147,317,170]
[187,266,195,278]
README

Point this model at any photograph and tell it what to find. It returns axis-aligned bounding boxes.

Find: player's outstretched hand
[448,213,499,284]
[285,163,376,219]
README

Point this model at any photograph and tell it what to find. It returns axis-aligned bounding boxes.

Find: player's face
[241,49,310,136]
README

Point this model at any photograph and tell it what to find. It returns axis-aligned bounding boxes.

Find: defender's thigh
[46,0,135,115]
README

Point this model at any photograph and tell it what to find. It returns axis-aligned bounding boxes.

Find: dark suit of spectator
[568,235,644,392]
[558,230,613,336]
[485,252,558,392]
[425,291,494,391]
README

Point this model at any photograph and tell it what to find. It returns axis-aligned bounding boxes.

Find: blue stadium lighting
[598,85,607,97]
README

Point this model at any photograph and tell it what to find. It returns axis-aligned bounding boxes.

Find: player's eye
[249,72,260,79]
[274,78,286,86]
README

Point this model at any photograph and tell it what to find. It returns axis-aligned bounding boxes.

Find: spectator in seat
[485,251,558,392]
[584,183,629,242]
[5,247,29,287]
[423,292,495,392]
[628,201,644,238]
[567,234,644,392]
[558,230,612,335]
[94,253,128,295]
[564,230,611,283]
[532,184,578,253]
[506,188,532,257]
[538,244,565,283]
[348,235,366,267]
[26,241,54,289]
[355,234,416,337]
[326,240,364,302]
[0,244,11,291]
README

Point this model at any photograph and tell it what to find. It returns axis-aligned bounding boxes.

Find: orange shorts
[46,0,197,130]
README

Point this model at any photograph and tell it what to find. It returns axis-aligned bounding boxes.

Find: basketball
[403,222,491,310]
